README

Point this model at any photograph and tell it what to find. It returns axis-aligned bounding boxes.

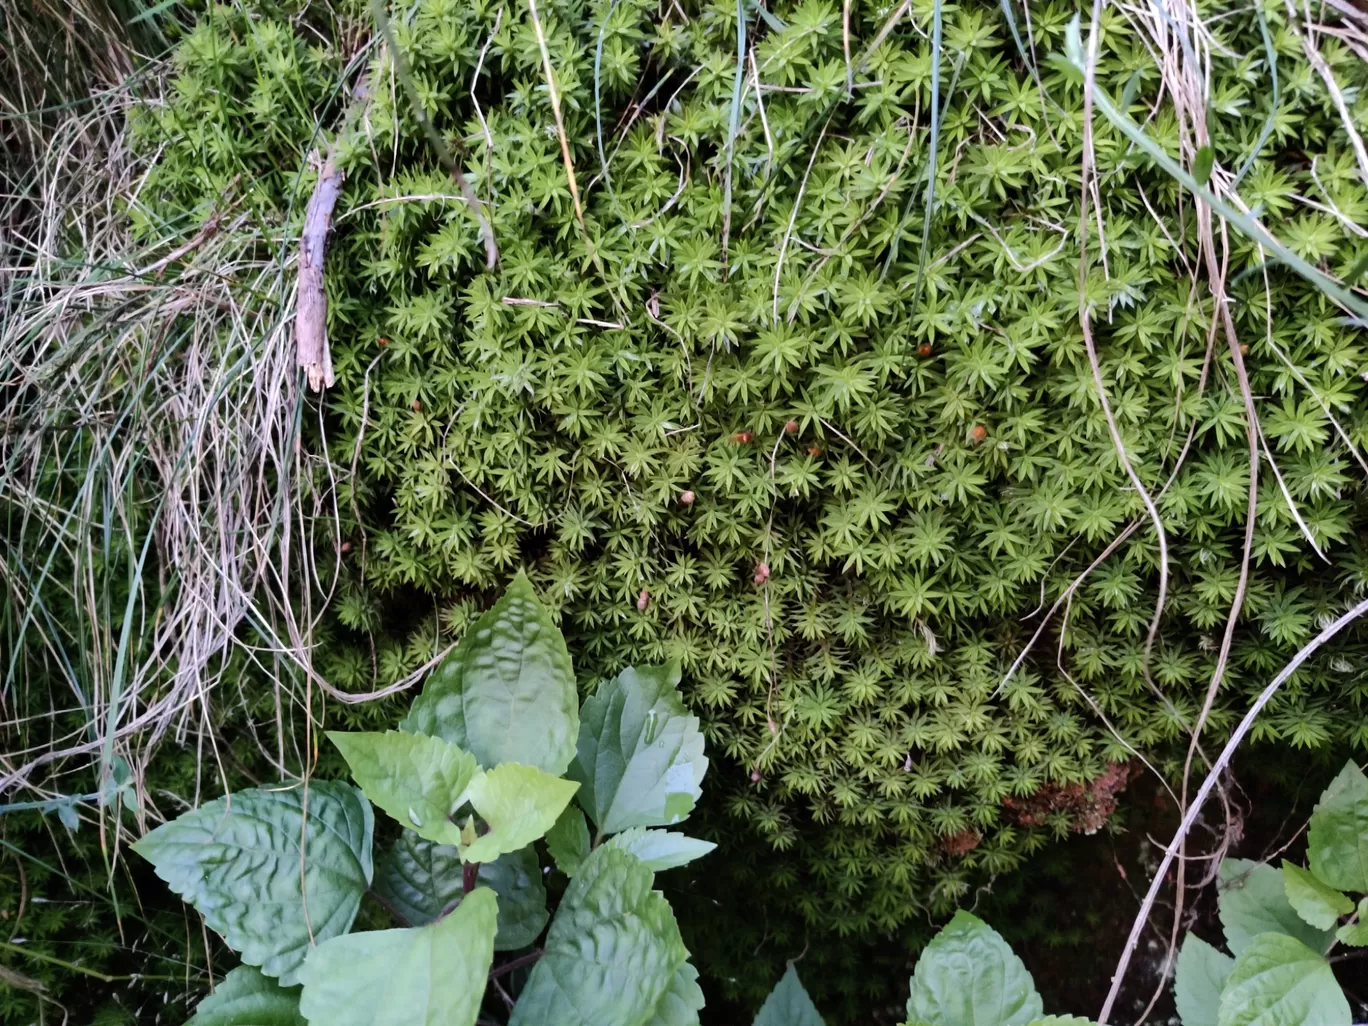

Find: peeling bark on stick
[296,159,342,392]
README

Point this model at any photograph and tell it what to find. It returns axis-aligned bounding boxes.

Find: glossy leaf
[570,663,708,834]
[132,783,372,985]
[186,966,304,1026]
[401,573,579,775]
[1216,932,1349,1026]
[508,846,687,1026]
[298,886,497,1026]
[753,963,824,1026]
[602,828,716,872]
[1281,862,1352,931]
[545,804,591,876]
[1174,934,1234,1026]
[1306,761,1368,893]
[327,731,477,846]
[1217,860,1334,956]
[461,763,579,864]
[644,963,706,1026]
[373,832,547,949]
[907,910,1044,1026]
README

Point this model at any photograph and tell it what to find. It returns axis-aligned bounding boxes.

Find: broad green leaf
[461,763,580,864]
[298,887,497,1026]
[907,910,1043,1026]
[1174,934,1234,1026]
[186,966,304,1026]
[603,828,717,872]
[327,731,477,846]
[644,963,706,1026]
[401,573,578,775]
[1306,761,1368,893]
[753,963,824,1026]
[1025,1019,1098,1025]
[373,832,547,949]
[133,783,372,985]
[570,663,708,835]
[508,846,688,1026]
[1217,860,1334,956]
[1281,862,1353,931]
[1216,932,1350,1026]
[1336,897,1368,946]
[1193,146,1215,186]
[545,804,590,876]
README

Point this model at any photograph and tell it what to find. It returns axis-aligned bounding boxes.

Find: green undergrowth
[27,0,1368,1013]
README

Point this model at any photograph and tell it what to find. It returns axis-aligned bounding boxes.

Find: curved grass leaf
[328,731,478,846]
[298,886,497,1026]
[402,573,579,775]
[1217,860,1334,956]
[132,783,373,985]
[1306,761,1368,893]
[1216,933,1349,1026]
[508,846,687,1026]
[570,662,707,835]
[1281,862,1352,931]
[373,832,547,949]
[186,966,304,1026]
[1174,934,1234,1026]
[753,963,824,1026]
[907,910,1043,1026]
[462,763,580,864]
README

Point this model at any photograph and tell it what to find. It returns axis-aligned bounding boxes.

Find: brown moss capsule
[340,541,352,553]
[784,419,799,434]
[970,424,987,443]
[918,342,933,357]
[377,337,389,347]
[750,768,762,783]
[1239,343,1249,355]
[412,399,422,412]
[679,490,696,505]
[753,561,770,585]
[732,430,753,443]
[636,589,650,611]
[807,444,822,456]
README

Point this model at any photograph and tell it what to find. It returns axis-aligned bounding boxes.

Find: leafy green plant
[133,574,713,1026]
[746,761,1367,1026]
[1171,760,1367,1026]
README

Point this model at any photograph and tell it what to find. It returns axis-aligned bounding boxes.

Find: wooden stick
[296,159,342,392]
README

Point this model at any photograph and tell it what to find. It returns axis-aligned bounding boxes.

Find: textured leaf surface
[1306,761,1368,893]
[507,846,687,1026]
[545,804,590,876]
[298,887,497,1026]
[1336,897,1368,946]
[462,763,579,863]
[570,663,708,834]
[401,573,578,774]
[373,832,547,949]
[602,828,716,872]
[643,963,706,1026]
[327,731,477,846]
[1174,934,1234,1026]
[1216,932,1349,1026]
[132,783,373,985]
[753,963,824,1026]
[907,910,1043,1026]
[1217,860,1334,956]
[186,966,304,1026]
[1281,862,1353,931]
